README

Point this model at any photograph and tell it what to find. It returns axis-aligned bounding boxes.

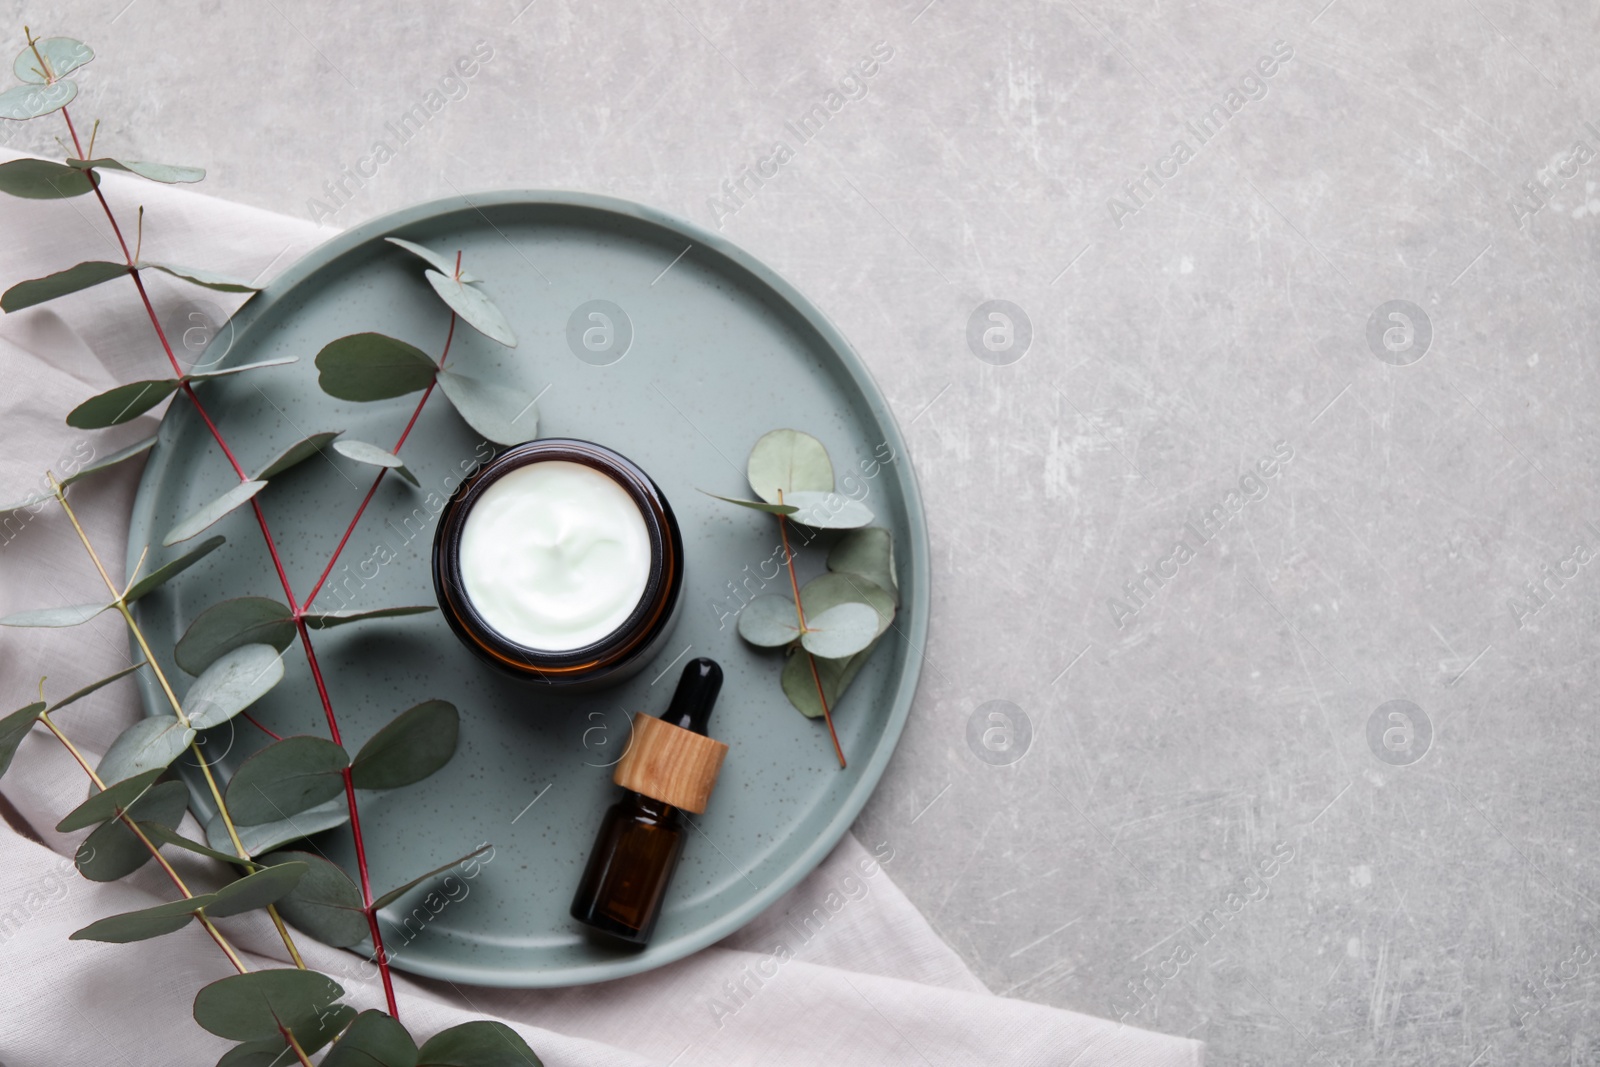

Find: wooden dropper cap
[613,658,729,814]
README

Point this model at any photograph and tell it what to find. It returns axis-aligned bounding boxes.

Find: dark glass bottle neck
[623,791,680,826]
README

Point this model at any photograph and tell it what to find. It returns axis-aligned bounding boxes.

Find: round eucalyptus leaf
[47,660,146,713]
[746,429,834,504]
[184,643,286,730]
[0,78,77,120]
[436,369,538,446]
[424,270,516,347]
[185,357,297,382]
[56,766,164,831]
[69,894,215,943]
[70,158,204,184]
[162,480,268,547]
[0,602,109,628]
[145,822,256,866]
[1,259,124,313]
[60,435,158,487]
[125,535,225,604]
[13,37,94,83]
[0,702,44,780]
[204,797,350,859]
[736,595,801,647]
[333,439,419,486]
[781,490,874,530]
[798,571,895,641]
[302,605,436,630]
[315,332,436,401]
[350,700,458,791]
[66,377,180,429]
[254,430,342,479]
[219,1004,358,1066]
[225,735,351,826]
[97,716,196,784]
[798,602,880,659]
[175,596,296,674]
[370,844,490,912]
[140,260,256,292]
[205,860,309,918]
[192,968,346,1042]
[75,780,191,881]
[262,849,368,948]
[322,1008,418,1067]
[780,641,878,720]
[0,157,93,199]
[827,526,898,601]
[701,491,797,516]
[416,1020,540,1067]
[386,237,476,282]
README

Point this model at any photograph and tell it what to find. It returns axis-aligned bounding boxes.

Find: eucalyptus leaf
[746,429,834,504]
[0,78,77,120]
[701,491,797,516]
[141,260,257,292]
[204,797,350,860]
[184,644,286,730]
[0,602,108,628]
[387,237,476,282]
[56,767,164,831]
[799,571,896,642]
[323,1009,418,1067]
[186,357,297,381]
[219,1004,357,1067]
[436,370,538,446]
[175,596,296,675]
[736,595,801,647]
[47,660,146,712]
[254,430,342,479]
[97,716,196,784]
[0,702,43,780]
[146,822,259,867]
[125,535,225,603]
[66,377,180,428]
[262,850,368,948]
[416,1020,542,1066]
[370,844,491,912]
[0,157,93,199]
[75,780,190,881]
[205,861,309,918]
[315,332,437,401]
[225,735,350,826]
[781,490,874,530]
[192,968,346,1043]
[14,37,94,83]
[424,270,516,347]
[827,526,898,601]
[0,487,51,511]
[69,157,205,184]
[1,259,124,313]
[163,480,268,546]
[780,640,878,720]
[798,601,880,659]
[333,439,419,486]
[69,894,216,943]
[302,605,436,630]
[350,700,458,791]
[60,435,158,487]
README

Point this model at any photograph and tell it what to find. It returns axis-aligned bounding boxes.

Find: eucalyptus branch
[776,501,845,768]
[47,473,309,970]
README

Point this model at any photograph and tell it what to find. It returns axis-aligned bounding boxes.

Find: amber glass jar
[431,439,684,690]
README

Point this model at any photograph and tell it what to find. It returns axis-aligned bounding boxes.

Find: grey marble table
[5,0,1597,1062]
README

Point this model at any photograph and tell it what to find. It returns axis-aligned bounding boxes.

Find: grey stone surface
[5,0,1599,1061]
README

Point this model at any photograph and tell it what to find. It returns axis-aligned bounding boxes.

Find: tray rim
[125,189,930,988]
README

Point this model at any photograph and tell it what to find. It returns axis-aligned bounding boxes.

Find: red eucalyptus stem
[58,104,407,1015]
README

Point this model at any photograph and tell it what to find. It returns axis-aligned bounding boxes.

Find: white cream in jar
[458,460,652,651]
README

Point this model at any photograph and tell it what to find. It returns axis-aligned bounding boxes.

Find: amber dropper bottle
[571,657,729,944]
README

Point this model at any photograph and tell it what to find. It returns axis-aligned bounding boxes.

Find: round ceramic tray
[125,191,927,987]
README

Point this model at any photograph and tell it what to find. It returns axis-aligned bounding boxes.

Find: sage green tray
[125,191,927,988]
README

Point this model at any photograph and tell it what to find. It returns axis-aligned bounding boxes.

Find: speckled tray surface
[125,191,928,987]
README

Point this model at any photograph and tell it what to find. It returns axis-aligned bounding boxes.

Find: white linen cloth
[0,152,1203,1067]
